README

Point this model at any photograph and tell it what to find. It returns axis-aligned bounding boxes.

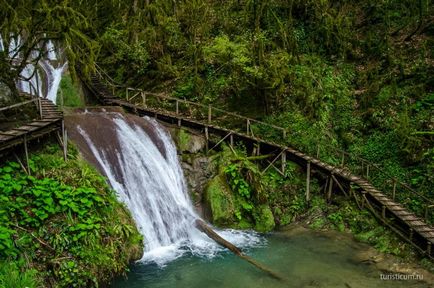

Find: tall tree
[0,0,98,100]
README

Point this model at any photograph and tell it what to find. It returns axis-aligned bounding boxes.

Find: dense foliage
[1,1,432,191]
[94,0,434,196]
[0,144,142,287]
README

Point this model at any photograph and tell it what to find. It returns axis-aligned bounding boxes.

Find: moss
[205,174,236,226]
[253,204,275,232]
[177,128,191,152]
[57,75,84,108]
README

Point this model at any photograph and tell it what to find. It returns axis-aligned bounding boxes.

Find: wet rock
[204,174,236,226]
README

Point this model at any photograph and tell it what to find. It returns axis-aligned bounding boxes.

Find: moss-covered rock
[205,174,235,226]
[253,204,275,232]
[174,128,206,153]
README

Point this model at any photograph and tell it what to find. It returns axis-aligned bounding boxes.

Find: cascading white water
[74,112,263,266]
[39,40,68,103]
[2,35,66,102]
[40,60,67,103]
[0,34,4,52]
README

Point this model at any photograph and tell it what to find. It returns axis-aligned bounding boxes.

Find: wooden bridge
[86,69,434,259]
[0,94,65,171]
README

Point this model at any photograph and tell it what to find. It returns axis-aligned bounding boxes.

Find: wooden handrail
[95,69,432,212]
[0,98,38,112]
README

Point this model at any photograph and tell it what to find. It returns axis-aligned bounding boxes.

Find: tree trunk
[195,219,284,281]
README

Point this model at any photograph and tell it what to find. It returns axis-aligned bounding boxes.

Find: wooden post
[331,174,348,197]
[425,206,429,222]
[176,100,179,115]
[428,242,432,256]
[63,130,68,161]
[205,127,209,154]
[230,134,234,148]
[256,142,260,156]
[306,161,311,202]
[141,92,147,107]
[23,135,30,176]
[246,119,250,136]
[282,129,286,139]
[382,206,386,219]
[208,105,212,123]
[341,152,345,167]
[360,192,366,209]
[327,175,334,201]
[38,97,43,119]
[35,70,40,97]
[392,179,397,200]
[316,144,320,158]
[366,165,370,179]
[281,151,286,175]
[126,88,129,101]
[409,228,414,242]
[62,120,67,161]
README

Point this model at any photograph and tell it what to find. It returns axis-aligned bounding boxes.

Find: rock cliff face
[168,125,276,232]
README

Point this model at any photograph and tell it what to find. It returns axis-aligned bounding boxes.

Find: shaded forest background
[1,0,433,194]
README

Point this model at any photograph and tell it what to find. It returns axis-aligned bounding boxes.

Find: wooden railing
[0,78,45,119]
[94,67,434,223]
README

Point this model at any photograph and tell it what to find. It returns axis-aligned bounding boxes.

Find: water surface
[112,228,429,288]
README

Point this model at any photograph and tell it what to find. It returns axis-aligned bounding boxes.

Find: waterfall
[67,110,262,266]
[40,60,67,103]
[2,34,66,102]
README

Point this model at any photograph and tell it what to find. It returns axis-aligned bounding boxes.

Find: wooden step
[27,122,48,127]
[14,126,40,132]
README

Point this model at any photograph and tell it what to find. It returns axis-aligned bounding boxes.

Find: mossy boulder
[205,174,236,226]
[253,204,275,232]
[175,128,206,153]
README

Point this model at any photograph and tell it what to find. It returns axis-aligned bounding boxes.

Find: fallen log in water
[195,219,284,281]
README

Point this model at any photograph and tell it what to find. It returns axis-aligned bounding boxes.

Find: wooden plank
[4,130,25,136]
[14,125,40,131]
[27,122,49,127]
[0,135,13,141]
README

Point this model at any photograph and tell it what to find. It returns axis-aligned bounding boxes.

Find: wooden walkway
[86,74,434,259]
[0,97,63,159]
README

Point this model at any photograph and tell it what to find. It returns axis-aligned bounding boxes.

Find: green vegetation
[46,0,429,217]
[204,145,312,232]
[1,0,433,280]
[0,144,142,287]
[57,75,84,108]
[200,142,427,264]
[306,195,414,259]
